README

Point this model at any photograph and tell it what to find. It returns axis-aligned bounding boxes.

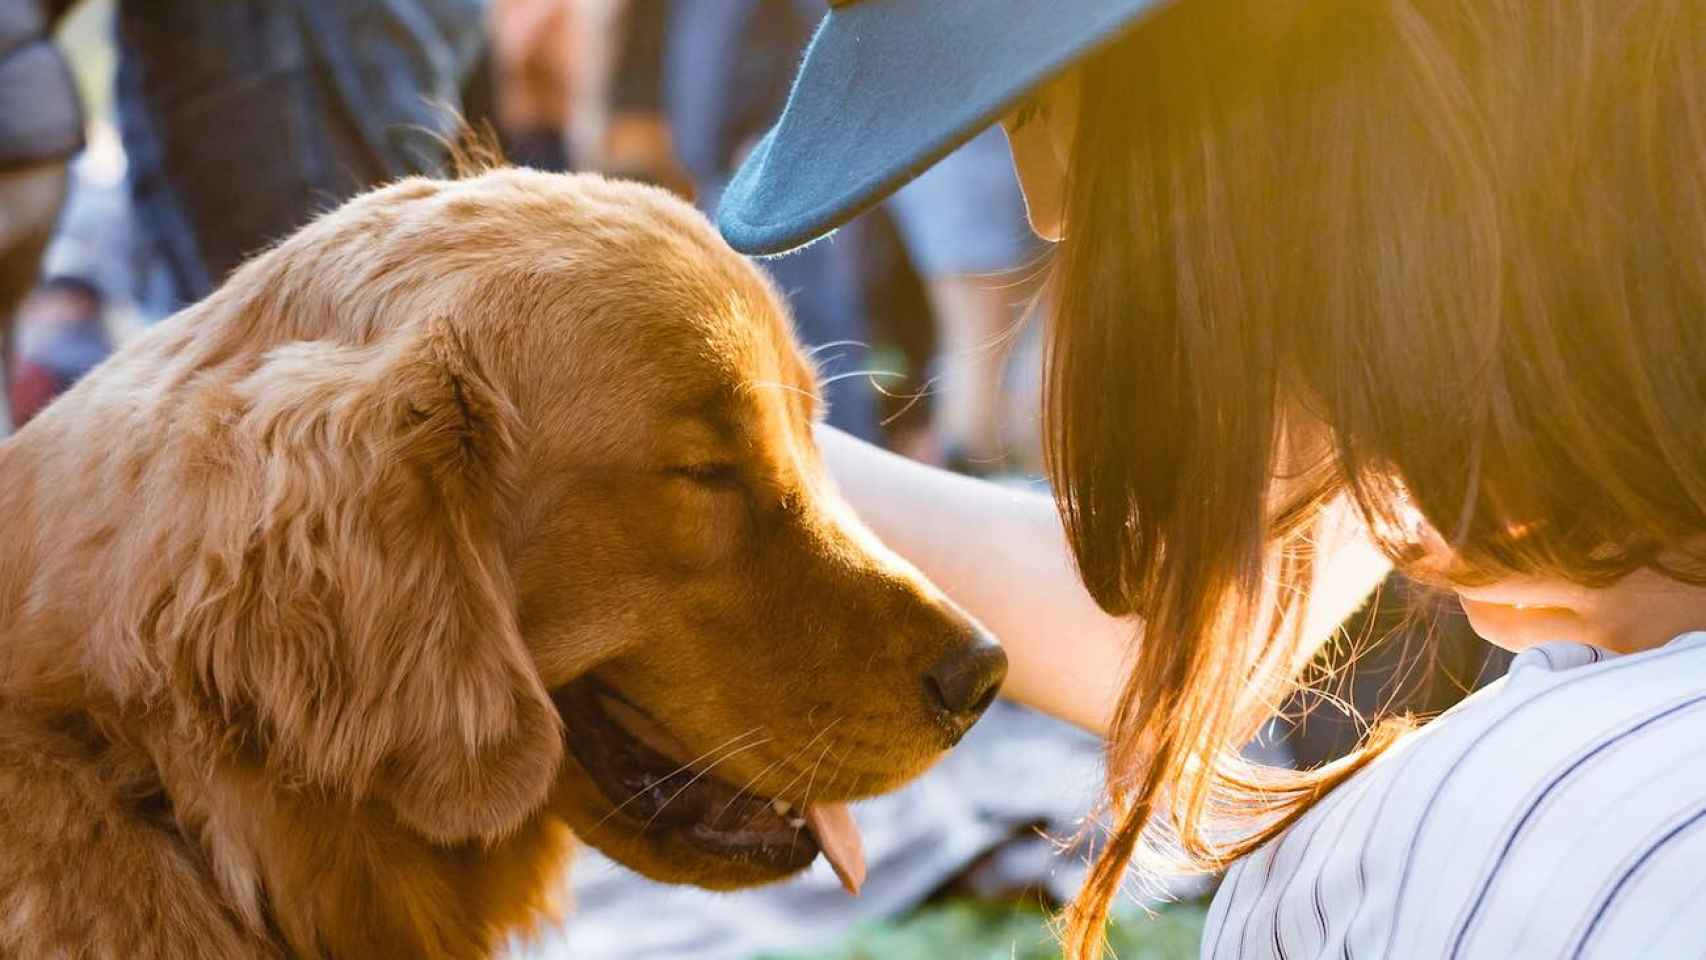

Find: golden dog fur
[0,170,997,958]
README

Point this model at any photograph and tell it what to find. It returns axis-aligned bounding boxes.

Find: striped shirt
[1203,631,1706,960]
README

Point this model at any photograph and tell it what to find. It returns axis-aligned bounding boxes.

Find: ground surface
[761,897,1208,960]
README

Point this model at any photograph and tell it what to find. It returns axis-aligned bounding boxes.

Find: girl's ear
[167,316,561,844]
[1000,69,1080,242]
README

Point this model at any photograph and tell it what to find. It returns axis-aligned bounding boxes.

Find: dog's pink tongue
[805,803,865,896]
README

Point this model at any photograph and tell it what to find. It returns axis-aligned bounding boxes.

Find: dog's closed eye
[667,462,742,487]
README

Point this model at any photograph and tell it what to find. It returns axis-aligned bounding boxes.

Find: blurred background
[1,2,1503,957]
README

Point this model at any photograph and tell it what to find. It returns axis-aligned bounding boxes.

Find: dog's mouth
[553,680,866,894]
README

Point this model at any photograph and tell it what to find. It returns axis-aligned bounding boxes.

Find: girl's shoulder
[1202,632,1706,960]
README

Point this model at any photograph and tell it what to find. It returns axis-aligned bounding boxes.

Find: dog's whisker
[590,727,766,830]
[824,740,853,798]
[790,738,839,858]
[765,718,838,786]
[639,735,775,832]
[802,738,834,810]
[816,368,908,388]
[868,375,938,400]
[712,714,844,821]
[763,717,844,808]
[713,753,793,823]
[754,712,846,811]
[742,379,819,403]
[868,373,940,401]
[876,375,943,427]
[754,737,828,810]
[802,339,870,359]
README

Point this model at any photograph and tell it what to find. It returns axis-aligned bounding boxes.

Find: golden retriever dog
[0,169,1006,958]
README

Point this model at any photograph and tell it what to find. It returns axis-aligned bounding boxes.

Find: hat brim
[716,0,1166,257]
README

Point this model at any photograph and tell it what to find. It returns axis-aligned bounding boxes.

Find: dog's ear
[167,316,561,844]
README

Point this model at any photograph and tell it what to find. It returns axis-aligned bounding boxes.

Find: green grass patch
[759,897,1207,960]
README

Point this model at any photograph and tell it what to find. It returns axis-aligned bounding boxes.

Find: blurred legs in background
[485,0,576,172]
[9,275,110,427]
[0,163,67,434]
[0,1,84,435]
[923,275,1020,467]
[885,126,1042,476]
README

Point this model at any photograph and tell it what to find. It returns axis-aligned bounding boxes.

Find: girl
[720,0,1706,957]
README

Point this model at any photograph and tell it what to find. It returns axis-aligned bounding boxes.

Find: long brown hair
[1045,1,1706,954]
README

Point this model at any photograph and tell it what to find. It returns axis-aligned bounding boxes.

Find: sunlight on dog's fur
[0,169,1006,958]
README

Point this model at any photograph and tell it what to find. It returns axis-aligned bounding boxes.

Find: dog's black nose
[924,631,1008,738]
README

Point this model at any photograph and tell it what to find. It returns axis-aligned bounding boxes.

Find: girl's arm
[819,427,1130,732]
[818,426,1393,735]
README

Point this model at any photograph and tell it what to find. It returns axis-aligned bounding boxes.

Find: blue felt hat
[716,0,1168,256]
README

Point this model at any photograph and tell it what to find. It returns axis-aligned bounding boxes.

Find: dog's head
[127,169,1003,891]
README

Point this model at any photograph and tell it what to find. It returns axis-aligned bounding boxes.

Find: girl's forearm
[818,426,1394,737]
[818,426,1131,733]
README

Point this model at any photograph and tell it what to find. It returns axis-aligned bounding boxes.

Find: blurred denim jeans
[114,0,487,306]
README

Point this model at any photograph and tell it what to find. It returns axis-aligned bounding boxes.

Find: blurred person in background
[8,274,109,427]
[0,0,82,433]
[112,0,488,308]
[6,138,172,427]
[594,0,690,193]
[485,0,576,172]
[37,136,176,330]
